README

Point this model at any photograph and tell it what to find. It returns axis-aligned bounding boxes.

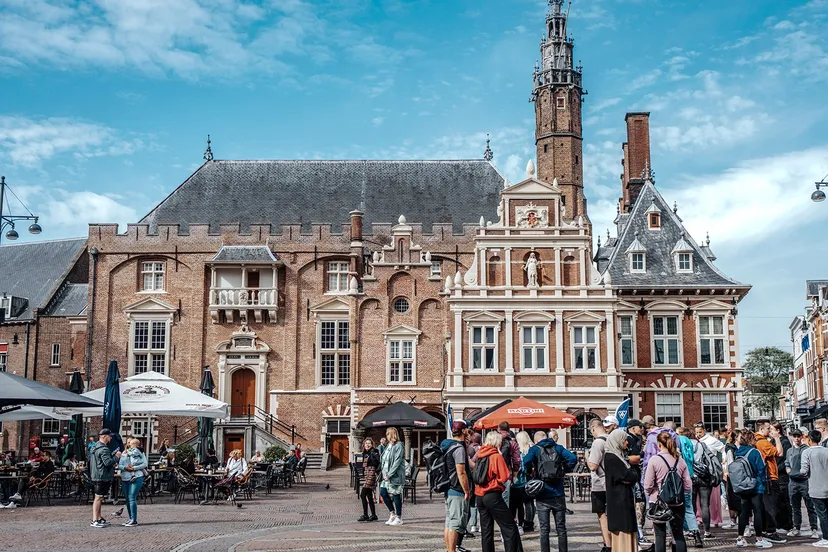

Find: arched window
[571,412,599,451]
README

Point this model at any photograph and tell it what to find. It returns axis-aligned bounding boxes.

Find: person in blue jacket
[734,430,770,548]
[523,433,577,552]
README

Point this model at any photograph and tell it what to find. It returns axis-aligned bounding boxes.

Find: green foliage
[743,346,793,419]
[264,445,287,462]
[175,443,196,464]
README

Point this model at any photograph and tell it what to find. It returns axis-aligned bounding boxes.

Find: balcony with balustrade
[207,246,282,324]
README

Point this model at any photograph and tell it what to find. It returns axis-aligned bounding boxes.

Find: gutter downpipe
[85,248,98,388]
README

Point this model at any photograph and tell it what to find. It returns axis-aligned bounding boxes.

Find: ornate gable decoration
[563,310,605,329]
[123,296,176,315]
[216,325,271,353]
[515,202,550,228]
[310,296,351,317]
[382,324,423,344]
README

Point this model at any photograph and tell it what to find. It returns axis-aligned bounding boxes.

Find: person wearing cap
[625,419,651,547]
[442,420,471,552]
[89,428,122,528]
[603,415,619,433]
[785,428,818,537]
[587,418,612,552]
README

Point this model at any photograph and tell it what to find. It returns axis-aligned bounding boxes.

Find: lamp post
[812,174,828,203]
[0,176,42,245]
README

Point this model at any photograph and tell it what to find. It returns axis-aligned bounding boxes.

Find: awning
[0,371,104,409]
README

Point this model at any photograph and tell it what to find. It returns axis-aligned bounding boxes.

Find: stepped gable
[140,159,505,233]
[601,182,746,289]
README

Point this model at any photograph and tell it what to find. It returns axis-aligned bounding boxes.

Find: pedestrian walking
[588,418,612,552]
[625,419,651,547]
[799,430,828,547]
[89,428,121,528]
[119,438,147,527]
[441,421,471,552]
[694,423,725,529]
[643,432,691,552]
[474,430,523,552]
[357,438,380,522]
[604,428,640,552]
[523,428,576,552]
[687,429,716,538]
[732,429,772,548]
[675,426,703,547]
[754,420,786,543]
[723,429,742,529]
[785,428,818,537]
[772,423,793,533]
[379,427,405,526]
[467,432,483,536]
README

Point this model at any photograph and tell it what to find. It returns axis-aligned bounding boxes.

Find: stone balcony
[209,287,278,324]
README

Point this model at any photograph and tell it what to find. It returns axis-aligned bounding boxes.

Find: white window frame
[698,314,727,366]
[701,392,729,432]
[130,419,149,437]
[128,317,171,376]
[317,319,351,387]
[469,325,499,372]
[387,339,417,385]
[326,261,350,294]
[676,252,692,273]
[140,261,166,292]
[50,343,61,367]
[571,324,600,372]
[618,314,636,367]
[0,352,6,372]
[651,314,682,366]
[519,323,550,372]
[42,418,61,435]
[655,392,683,426]
[430,260,442,277]
[630,253,646,273]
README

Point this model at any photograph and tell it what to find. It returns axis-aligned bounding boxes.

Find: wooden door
[224,434,244,458]
[330,436,349,465]
[231,368,255,417]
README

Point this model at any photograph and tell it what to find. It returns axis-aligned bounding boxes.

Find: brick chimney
[621,112,650,212]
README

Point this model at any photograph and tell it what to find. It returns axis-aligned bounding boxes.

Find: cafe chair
[24,473,54,507]
[293,456,307,483]
[173,468,200,505]
[403,464,419,504]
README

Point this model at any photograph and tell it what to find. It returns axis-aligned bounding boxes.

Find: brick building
[71,0,750,463]
[0,238,88,455]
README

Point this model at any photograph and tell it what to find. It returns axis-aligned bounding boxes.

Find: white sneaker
[736,537,748,547]
[468,525,478,534]
[5,502,16,509]
[814,539,828,548]
[754,538,773,548]
[9,493,21,501]
[723,522,737,529]
[390,517,403,526]
[788,529,801,537]
[385,513,396,525]
[518,526,525,536]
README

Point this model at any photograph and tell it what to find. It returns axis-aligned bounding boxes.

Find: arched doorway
[571,412,599,452]
[230,368,255,417]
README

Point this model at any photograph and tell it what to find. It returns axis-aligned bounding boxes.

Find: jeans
[692,484,712,532]
[654,504,686,552]
[738,493,763,538]
[502,479,512,507]
[379,487,402,517]
[813,497,828,540]
[469,506,479,529]
[537,495,568,552]
[360,487,376,517]
[682,492,699,532]
[761,480,780,534]
[789,479,817,531]
[775,479,792,531]
[525,497,537,529]
[479,491,523,552]
[122,476,144,522]
[510,485,527,527]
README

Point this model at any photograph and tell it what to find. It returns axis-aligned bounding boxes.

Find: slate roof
[140,160,505,233]
[806,280,828,298]
[0,238,87,320]
[599,183,747,289]
[43,283,89,317]
[210,246,280,263]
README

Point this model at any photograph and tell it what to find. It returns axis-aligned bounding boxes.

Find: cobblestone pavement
[0,470,819,552]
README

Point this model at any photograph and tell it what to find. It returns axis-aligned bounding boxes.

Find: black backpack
[472,454,490,486]
[536,444,565,483]
[422,441,461,494]
[657,455,685,506]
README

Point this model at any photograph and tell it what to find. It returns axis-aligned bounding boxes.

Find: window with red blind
[0,343,7,372]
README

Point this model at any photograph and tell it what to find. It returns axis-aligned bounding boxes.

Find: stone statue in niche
[515,203,549,228]
[524,252,539,287]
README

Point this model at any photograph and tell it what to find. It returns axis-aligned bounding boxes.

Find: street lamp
[812,174,828,203]
[0,176,43,245]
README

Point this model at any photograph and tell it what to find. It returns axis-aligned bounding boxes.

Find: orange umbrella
[473,396,576,430]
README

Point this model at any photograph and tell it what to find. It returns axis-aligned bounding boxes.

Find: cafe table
[193,471,227,503]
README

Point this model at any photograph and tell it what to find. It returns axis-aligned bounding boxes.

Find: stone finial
[425,251,432,263]
[349,276,359,293]
[483,134,494,162]
[444,275,453,292]
[705,232,711,247]
[672,201,678,214]
[454,271,463,288]
[597,235,602,248]
[479,216,485,228]
[203,134,214,161]
[577,215,584,228]
[503,177,510,189]
[606,228,610,241]
[526,159,536,179]
[372,251,380,263]
[398,214,406,225]
[552,177,560,188]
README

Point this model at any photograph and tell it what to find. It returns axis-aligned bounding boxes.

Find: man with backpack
[438,421,472,552]
[754,420,786,543]
[801,429,828,547]
[689,429,722,539]
[523,431,577,552]
[588,419,612,552]
[498,422,521,507]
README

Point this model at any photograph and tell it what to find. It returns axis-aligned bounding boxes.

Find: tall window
[676,253,692,272]
[141,262,165,291]
[630,253,646,272]
[521,326,546,371]
[42,418,61,434]
[50,343,61,366]
[655,393,682,426]
[653,316,680,365]
[327,261,350,293]
[388,340,415,383]
[619,316,634,366]
[133,320,167,374]
[702,392,729,432]
[320,320,350,386]
[430,261,442,277]
[699,316,726,365]
[573,326,597,370]
[0,352,6,372]
[471,326,497,371]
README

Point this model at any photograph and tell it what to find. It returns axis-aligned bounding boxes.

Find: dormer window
[631,253,646,273]
[649,213,660,228]
[676,253,692,272]
[672,234,694,274]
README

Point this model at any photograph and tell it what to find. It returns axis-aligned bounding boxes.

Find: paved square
[0,470,818,552]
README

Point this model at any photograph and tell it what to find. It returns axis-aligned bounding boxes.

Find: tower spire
[483,134,494,162]
[203,134,213,161]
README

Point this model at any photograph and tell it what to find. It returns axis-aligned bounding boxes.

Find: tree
[743,346,792,420]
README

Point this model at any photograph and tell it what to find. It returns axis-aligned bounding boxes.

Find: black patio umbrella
[66,370,87,463]
[102,360,124,453]
[196,367,215,463]
[357,401,442,429]
[0,371,104,409]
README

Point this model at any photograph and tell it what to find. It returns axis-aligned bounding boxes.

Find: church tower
[532,0,586,220]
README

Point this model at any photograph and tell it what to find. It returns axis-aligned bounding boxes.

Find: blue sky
[1,0,827,358]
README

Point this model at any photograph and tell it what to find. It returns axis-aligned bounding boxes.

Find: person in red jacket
[475,431,523,552]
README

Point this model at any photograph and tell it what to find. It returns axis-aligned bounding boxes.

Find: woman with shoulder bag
[379,427,406,526]
[644,432,692,552]
[358,438,380,522]
[605,429,641,552]
[119,438,148,527]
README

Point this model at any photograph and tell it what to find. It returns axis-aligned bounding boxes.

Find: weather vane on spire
[203,134,214,161]
[483,134,494,162]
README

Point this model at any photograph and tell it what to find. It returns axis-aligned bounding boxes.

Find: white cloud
[371,117,385,126]
[590,97,622,112]
[45,190,138,229]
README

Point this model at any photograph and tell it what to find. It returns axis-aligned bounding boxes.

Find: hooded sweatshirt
[734,445,766,495]
[473,445,512,496]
